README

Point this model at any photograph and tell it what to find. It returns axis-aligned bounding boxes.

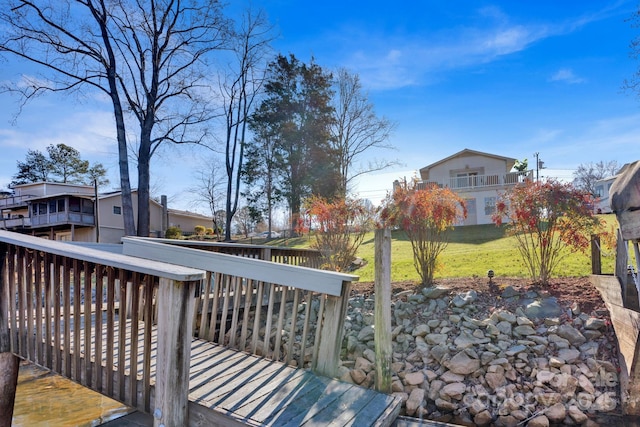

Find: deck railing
[121,237,356,377]
[0,230,205,426]
[419,170,534,191]
[143,237,323,268]
[0,230,357,426]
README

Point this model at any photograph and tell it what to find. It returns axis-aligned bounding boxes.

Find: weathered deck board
[57,316,403,427]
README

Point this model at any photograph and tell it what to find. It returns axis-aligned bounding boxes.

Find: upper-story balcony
[0,194,37,209]
[0,216,31,229]
[418,170,534,191]
[0,195,96,231]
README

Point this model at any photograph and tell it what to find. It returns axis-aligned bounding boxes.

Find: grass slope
[257,214,620,284]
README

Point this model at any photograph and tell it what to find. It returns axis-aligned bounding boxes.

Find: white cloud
[334,4,615,91]
[549,68,587,84]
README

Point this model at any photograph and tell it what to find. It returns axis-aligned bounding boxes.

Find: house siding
[1,182,213,243]
[418,149,525,226]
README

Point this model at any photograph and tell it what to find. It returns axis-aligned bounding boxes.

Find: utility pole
[534,152,544,181]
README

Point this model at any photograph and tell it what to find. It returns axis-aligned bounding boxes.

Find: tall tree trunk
[100,8,136,237]
[114,101,136,236]
[137,131,153,237]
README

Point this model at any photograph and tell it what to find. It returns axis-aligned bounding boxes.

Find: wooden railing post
[314,281,352,377]
[0,243,19,427]
[616,228,628,282]
[153,278,198,427]
[260,247,272,261]
[374,228,392,393]
[591,234,602,275]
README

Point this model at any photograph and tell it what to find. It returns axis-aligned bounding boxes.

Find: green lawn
[271,213,620,284]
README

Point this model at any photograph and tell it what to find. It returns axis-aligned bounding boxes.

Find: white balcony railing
[420,170,534,191]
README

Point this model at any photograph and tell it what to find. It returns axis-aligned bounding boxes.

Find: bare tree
[219,8,273,241]
[573,160,620,195]
[0,0,230,236]
[189,158,226,240]
[1,0,136,234]
[331,68,398,196]
[233,205,253,237]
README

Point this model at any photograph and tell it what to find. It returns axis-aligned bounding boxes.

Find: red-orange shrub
[380,182,467,287]
[492,179,602,285]
[300,196,374,272]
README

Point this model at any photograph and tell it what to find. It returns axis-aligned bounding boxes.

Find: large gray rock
[524,297,563,318]
[452,290,478,308]
[425,333,448,345]
[447,350,480,375]
[485,372,506,390]
[527,415,550,427]
[405,388,425,416]
[422,287,450,299]
[556,324,587,346]
[357,325,375,341]
[557,348,580,363]
[439,382,466,400]
[545,403,567,423]
[404,371,425,386]
[585,317,606,330]
[474,410,493,426]
[568,405,588,423]
[513,325,536,336]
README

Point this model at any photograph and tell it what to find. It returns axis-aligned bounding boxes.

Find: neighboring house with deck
[0,182,213,243]
[593,174,619,215]
[415,148,534,225]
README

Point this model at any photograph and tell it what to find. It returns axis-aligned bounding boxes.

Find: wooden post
[0,244,19,427]
[153,278,197,427]
[616,229,628,284]
[260,247,272,261]
[591,234,602,275]
[374,228,392,393]
[314,281,352,377]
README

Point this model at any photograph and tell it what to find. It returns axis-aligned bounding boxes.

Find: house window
[69,198,81,212]
[484,197,496,215]
[113,206,122,215]
[49,200,58,213]
[81,200,94,214]
[455,172,479,188]
[57,199,65,212]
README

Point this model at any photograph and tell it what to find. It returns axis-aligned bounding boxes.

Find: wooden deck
[62,318,403,427]
[185,342,402,426]
[0,231,401,426]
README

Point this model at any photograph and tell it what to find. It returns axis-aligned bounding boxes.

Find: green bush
[165,226,182,239]
[205,227,214,235]
[194,225,206,236]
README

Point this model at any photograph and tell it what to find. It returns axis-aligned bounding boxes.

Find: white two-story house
[417,149,533,226]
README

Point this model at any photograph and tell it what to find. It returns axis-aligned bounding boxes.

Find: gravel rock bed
[338,283,621,427]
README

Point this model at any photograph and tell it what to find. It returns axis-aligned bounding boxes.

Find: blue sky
[1,1,639,211]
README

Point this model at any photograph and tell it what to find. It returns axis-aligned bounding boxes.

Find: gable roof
[419,148,518,175]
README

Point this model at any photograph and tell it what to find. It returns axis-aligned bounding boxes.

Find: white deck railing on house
[0,217,31,229]
[419,170,534,191]
[0,194,39,209]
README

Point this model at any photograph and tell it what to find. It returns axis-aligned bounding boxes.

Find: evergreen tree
[11,143,108,187]
[244,54,338,233]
